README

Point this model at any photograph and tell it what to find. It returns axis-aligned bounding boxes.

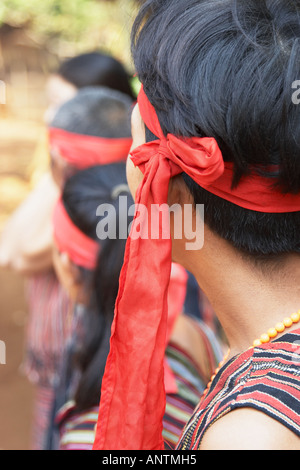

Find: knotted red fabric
[93,83,300,450]
[93,87,224,450]
[49,128,132,170]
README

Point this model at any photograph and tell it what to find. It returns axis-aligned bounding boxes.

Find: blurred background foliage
[0,0,140,67]
[0,0,142,227]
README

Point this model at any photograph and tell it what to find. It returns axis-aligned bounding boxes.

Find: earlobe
[60,251,71,267]
[71,263,83,286]
[57,251,81,289]
[61,252,82,285]
[168,175,192,207]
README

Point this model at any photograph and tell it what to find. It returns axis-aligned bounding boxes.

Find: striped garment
[31,386,56,450]
[56,320,223,450]
[21,270,72,450]
[163,336,221,449]
[56,403,99,451]
[176,328,300,450]
[22,270,72,387]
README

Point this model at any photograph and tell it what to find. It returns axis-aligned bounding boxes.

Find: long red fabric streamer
[49,128,132,170]
[93,85,300,451]
[93,87,224,450]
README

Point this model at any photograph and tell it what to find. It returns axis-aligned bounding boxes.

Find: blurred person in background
[0,82,133,449]
[0,51,135,274]
[45,51,136,126]
[49,164,223,450]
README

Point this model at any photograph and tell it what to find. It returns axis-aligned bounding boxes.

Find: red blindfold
[53,198,99,271]
[49,128,132,170]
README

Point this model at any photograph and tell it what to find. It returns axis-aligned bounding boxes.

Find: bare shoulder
[200,408,300,450]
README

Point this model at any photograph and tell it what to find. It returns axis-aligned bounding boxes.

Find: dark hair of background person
[57,51,136,100]
[50,86,133,138]
[61,163,134,411]
[133,0,300,262]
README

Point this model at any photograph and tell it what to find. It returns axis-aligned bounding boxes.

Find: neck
[183,230,300,358]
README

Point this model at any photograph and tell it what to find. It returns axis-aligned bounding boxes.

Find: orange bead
[267,328,278,339]
[275,322,285,333]
[253,339,262,347]
[260,333,270,344]
[291,312,300,323]
[283,317,293,328]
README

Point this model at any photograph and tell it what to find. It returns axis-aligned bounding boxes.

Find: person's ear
[59,251,82,289]
[168,175,205,258]
[50,147,68,190]
[53,245,84,302]
[168,174,193,207]
[59,252,91,306]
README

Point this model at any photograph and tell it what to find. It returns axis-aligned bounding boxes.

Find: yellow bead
[260,334,270,344]
[275,322,285,333]
[267,328,278,339]
[291,312,300,323]
[283,317,293,328]
[253,339,262,347]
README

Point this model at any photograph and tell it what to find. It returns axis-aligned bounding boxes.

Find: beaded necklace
[202,309,300,401]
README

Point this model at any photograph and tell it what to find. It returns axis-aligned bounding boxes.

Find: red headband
[93,86,300,451]
[53,199,99,271]
[135,87,300,213]
[49,128,132,170]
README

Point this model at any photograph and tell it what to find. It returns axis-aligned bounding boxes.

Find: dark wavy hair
[51,86,132,139]
[132,0,300,259]
[58,51,136,100]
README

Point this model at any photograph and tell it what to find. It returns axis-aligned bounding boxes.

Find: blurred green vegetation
[0,0,140,68]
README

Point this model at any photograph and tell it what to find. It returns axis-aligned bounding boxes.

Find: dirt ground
[0,118,44,450]
[0,267,34,450]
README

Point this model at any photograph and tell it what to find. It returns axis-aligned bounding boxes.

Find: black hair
[61,163,134,411]
[133,0,300,259]
[50,86,132,138]
[58,51,136,100]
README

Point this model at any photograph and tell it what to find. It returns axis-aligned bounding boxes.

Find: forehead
[131,103,144,129]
